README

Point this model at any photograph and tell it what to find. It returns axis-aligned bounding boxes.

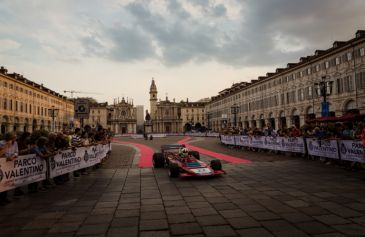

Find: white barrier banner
[251,136,264,149]
[49,148,84,178]
[49,144,110,178]
[339,140,365,163]
[221,135,235,145]
[281,137,306,153]
[235,136,250,146]
[152,134,167,138]
[263,136,281,150]
[306,138,339,159]
[0,155,47,192]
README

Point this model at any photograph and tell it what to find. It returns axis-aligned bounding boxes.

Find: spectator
[28,137,56,193]
[0,132,19,204]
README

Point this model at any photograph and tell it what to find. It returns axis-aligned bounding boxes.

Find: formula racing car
[152,144,225,177]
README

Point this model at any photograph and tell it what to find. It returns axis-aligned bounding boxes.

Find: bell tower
[149,78,158,119]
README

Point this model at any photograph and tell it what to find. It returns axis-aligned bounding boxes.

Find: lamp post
[48,106,59,132]
[314,76,333,117]
[230,104,239,128]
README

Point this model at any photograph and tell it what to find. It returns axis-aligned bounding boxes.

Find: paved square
[1,136,365,237]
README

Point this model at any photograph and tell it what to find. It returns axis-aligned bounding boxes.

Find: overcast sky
[1,0,364,110]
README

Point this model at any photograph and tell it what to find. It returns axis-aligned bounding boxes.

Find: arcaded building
[206,30,365,132]
[0,66,74,134]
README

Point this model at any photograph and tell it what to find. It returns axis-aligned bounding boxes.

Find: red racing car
[152,144,225,177]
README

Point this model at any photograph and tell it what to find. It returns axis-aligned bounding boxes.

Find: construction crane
[63,90,102,98]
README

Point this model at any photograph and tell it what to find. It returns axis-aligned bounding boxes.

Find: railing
[220,135,364,163]
[0,143,112,192]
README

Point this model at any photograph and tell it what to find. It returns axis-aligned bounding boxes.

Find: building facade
[84,102,109,129]
[206,30,365,132]
[108,98,137,134]
[0,66,74,134]
[149,80,208,133]
[181,100,207,131]
[136,105,144,133]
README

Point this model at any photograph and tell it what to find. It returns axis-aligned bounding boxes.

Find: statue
[145,110,151,121]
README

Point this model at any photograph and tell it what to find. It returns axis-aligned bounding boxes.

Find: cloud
[0,39,20,52]
[1,0,365,68]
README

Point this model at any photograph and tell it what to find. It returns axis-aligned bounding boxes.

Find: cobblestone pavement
[1,136,365,237]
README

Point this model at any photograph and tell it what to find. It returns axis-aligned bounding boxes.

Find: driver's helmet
[179,148,189,157]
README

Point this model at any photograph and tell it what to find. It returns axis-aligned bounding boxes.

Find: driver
[179,148,190,162]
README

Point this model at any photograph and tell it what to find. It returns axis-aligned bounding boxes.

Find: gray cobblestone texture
[1,137,365,237]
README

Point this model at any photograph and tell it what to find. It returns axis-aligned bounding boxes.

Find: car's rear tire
[168,163,180,177]
[188,150,200,160]
[210,159,222,171]
[153,153,165,168]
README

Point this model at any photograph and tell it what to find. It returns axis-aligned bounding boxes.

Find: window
[336,57,341,65]
[10,84,13,89]
[347,52,352,61]
[15,101,18,111]
[325,61,329,69]
[356,72,365,89]
[361,48,365,57]
[307,86,313,99]
[3,99,7,109]
[20,102,23,112]
[3,82,7,87]
[316,64,320,72]
[10,100,13,110]
[337,78,343,94]
[343,76,354,92]
[307,68,311,75]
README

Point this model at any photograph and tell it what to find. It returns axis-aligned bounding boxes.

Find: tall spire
[150,78,157,93]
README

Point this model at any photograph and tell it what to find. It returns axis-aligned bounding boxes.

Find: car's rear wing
[161,144,185,152]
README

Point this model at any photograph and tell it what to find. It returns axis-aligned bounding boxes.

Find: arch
[291,108,300,116]
[13,117,20,132]
[279,111,285,118]
[306,106,314,115]
[32,119,37,131]
[259,114,264,119]
[268,112,274,118]
[344,100,356,111]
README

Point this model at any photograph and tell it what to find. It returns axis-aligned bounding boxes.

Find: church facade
[148,80,208,133]
[108,98,137,134]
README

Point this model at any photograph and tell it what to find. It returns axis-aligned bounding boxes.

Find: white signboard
[0,155,47,192]
[339,140,365,163]
[306,138,339,159]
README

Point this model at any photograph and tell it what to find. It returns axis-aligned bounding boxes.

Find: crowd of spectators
[221,121,365,142]
[0,125,113,206]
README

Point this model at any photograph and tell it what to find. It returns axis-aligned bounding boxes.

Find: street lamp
[48,106,59,132]
[314,76,334,117]
[230,104,240,128]
[207,112,211,131]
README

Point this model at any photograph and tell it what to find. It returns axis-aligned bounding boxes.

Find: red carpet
[113,139,154,168]
[178,137,251,164]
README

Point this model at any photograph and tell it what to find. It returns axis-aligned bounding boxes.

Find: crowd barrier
[116,133,220,138]
[0,143,112,192]
[220,135,364,163]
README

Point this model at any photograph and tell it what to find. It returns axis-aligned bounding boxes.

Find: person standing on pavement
[0,132,19,205]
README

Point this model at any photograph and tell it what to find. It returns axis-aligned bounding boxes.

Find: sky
[0,0,365,111]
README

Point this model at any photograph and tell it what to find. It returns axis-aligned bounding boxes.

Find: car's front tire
[210,159,222,171]
[153,153,165,168]
[168,163,180,177]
